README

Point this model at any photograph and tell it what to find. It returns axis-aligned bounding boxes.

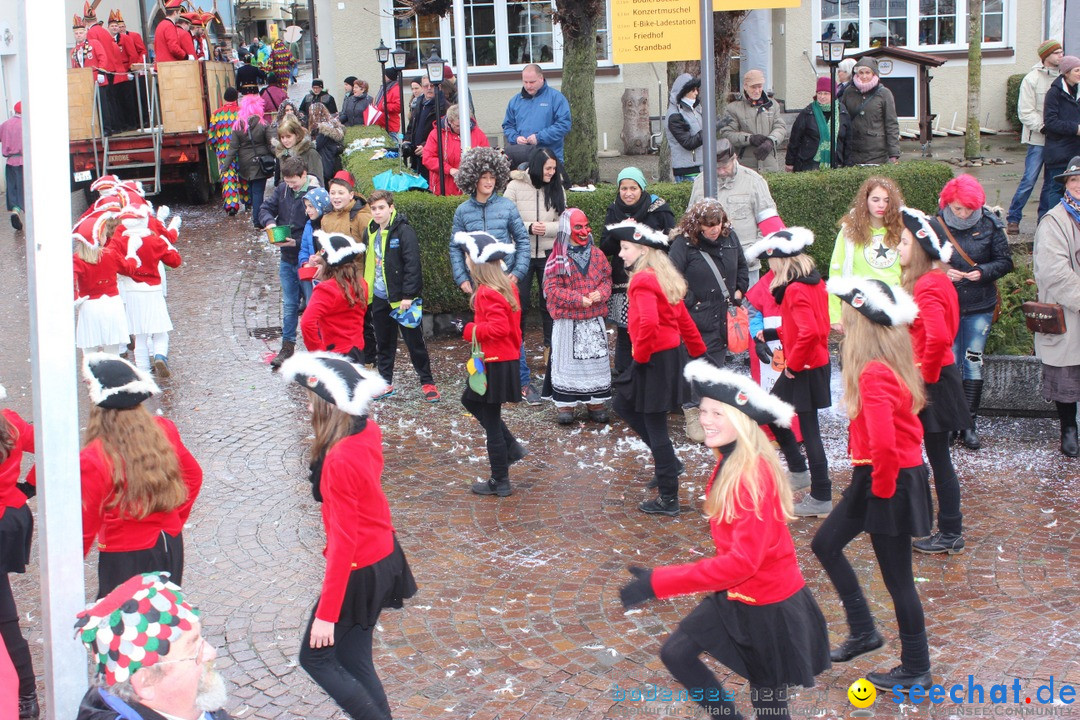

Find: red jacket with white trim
[777,277,830,372]
[847,360,924,498]
[463,284,522,363]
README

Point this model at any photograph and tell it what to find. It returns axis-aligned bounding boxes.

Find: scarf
[853,74,879,94]
[615,189,652,223]
[1062,189,1080,226]
[567,242,592,273]
[811,100,836,168]
[941,205,981,231]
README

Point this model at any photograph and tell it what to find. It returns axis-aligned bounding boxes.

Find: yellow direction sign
[611,0,700,64]
[715,0,801,8]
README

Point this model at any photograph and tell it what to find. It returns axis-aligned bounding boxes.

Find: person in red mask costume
[540,208,613,425]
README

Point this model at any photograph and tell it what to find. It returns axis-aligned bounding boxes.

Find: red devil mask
[569,209,590,245]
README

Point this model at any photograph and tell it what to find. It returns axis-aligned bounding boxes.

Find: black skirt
[333,537,417,630]
[678,586,831,689]
[919,363,972,434]
[771,362,832,413]
[0,505,32,574]
[97,530,184,599]
[843,465,933,538]
[613,345,688,414]
[461,359,522,406]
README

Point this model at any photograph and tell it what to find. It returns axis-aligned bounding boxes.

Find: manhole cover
[249,326,282,340]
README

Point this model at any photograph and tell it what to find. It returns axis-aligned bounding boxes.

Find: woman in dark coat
[340,79,372,127]
[1039,55,1080,214]
[223,93,274,228]
[786,77,851,172]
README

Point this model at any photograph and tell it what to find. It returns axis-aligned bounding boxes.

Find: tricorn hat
[453,231,516,265]
[281,352,389,416]
[899,206,952,263]
[827,277,919,327]
[744,226,814,261]
[684,359,795,427]
[82,353,160,409]
[314,230,365,267]
[604,220,670,250]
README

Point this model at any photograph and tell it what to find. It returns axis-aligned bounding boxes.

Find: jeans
[250,177,267,226]
[1040,162,1066,221]
[952,312,992,381]
[5,164,22,212]
[1007,143,1044,223]
[673,173,699,184]
[520,257,553,346]
[370,296,434,384]
[298,607,391,720]
[279,259,300,343]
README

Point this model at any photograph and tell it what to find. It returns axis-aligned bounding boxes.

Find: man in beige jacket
[719,69,787,173]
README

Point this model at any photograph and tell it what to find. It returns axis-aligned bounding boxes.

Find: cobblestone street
[2,193,1080,719]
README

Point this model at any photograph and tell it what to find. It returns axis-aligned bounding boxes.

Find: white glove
[97,75,106,85]
[156,205,170,223]
[127,73,134,80]
[187,55,195,60]
[167,215,181,234]
[75,296,88,309]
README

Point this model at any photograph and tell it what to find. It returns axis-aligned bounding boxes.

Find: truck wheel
[186,167,212,205]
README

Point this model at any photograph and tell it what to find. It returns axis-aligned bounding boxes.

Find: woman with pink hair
[223,93,274,227]
[935,174,1013,453]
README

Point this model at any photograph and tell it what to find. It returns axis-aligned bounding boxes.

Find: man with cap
[182,12,209,61]
[1006,40,1062,234]
[1039,54,1080,216]
[840,56,900,166]
[502,64,572,163]
[75,572,231,720]
[234,52,266,95]
[688,139,785,286]
[83,1,127,134]
[72,13,118,137]
[153,0,191,63]
[299,79,337,121]
[175,13,197,62]
[719,68,787,173]
[0,103,23,231]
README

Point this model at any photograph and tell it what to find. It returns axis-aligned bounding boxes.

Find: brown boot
[1006,221,1020,236]
[270,340,295,370]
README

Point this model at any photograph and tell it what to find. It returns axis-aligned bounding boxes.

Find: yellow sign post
[611,0,700,64]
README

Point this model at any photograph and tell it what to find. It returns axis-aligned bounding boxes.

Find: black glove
[619,565,655,608]
[753,139,774,161]
[748,133,767,146]
[754,339,775,365]
[16,482,35,500]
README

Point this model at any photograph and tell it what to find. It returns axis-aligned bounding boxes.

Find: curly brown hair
[456,146,511,196]
[840,176,906,249]
[675,198,732,246]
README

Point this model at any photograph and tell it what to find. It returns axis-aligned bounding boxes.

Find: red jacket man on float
[153,0,190,63]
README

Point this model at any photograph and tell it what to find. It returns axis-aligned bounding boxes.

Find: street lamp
[375,39,391,136]
[818,38,847,169]
[425,49,446,196]
[391,45,408,140]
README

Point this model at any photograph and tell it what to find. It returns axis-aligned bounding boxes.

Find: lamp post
[818,38,847,169]
[425,49,446,196]
[374,39,390,137]
[391,45,407,141]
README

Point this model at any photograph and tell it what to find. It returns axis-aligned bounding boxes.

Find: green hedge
[985,247,1037,356]
[343,125,402,196]
[1006,73,1024,134]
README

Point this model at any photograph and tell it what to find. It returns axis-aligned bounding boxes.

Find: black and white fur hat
[899,206,952,263]
[826,277,919,327]
[684,360,795,427]
[453,231,516,265]
[604,220,670,250]
[744,226,814,261]
[280,352,389,416]
[82,353,160,409]
[314,231,366,267]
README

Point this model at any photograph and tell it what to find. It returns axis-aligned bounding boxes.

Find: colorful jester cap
[74,572,200,686]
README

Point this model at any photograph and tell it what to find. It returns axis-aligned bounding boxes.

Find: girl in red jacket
[281,352,416,720]
[899,207,969,555]
[745,228,832,518]
[74,354,202,599]
[453,232,527,498]
[0,385,38,718]
[73,212,137,356]
[619,361,830,718]
[301,231,368,362]
[815,277,934,693]
[608,220,706,516]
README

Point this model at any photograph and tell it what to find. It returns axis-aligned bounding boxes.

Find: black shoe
[1062,426,1079,458]
[639,495,680,516]
[18,691,39,720]
[227,207,238,216]
[647,460,684,489]
[522,383,542,405]
[556,408,575,425]
[270,340,295,370]
[958,427,981,450]
[507,441,528,465]
[587,406,609,423]
[471,477,512,497]
[830,630,885,663]
[866,665,933,692]
[913,531,965,555]
[10,211,21,231]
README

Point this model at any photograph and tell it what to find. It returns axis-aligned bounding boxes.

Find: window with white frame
[817,0,1010,52]
[385,0,613,72]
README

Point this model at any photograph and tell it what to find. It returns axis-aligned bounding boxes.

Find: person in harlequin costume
[619,361,831,719]
[209,87,249,215]
[153,0,191,64]
[279,353,416,720]
[898,207,971,555]
[0,385,40,719]
[270,38,292,88]
[74,573,231,719]
[72,209,139,356]
[814,276,935,693]
[301,232,369,360]
[607,220,707,516]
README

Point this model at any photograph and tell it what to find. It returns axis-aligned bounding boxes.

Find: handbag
[936,217,1002,323]
[607,285,629,327]
[1021,301,1067,335]
[697,249,750,354]
[467,327,487,395]
[248,125,277,176]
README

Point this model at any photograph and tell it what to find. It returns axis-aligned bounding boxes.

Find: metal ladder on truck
[89,70,164,196]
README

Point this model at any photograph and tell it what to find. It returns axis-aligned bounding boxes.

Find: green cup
[266,225,291,244]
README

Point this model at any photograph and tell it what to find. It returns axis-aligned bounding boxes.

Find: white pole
[699,0,717,197]
[20,1,89,716]
[452,0,470,152]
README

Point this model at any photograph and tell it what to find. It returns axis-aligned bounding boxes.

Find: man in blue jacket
[502,64,572,164]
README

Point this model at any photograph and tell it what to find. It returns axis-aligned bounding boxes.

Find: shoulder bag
[248,124,277,176]
[467,327,488,394]
[697,248,750,354]
[936,216,1003,323]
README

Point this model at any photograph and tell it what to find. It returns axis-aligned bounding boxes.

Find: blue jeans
[279,259,300,342]
[250,177,267,225]
[1007,144,1043,224]
[5,165,22,212]
[674,173,699,184]
[519,342,530,387]
[952,312,992,381]
[1039,162,1066,222]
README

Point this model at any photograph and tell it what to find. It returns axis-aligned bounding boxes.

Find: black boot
[868,631,932,691]
[959,380,983,450]
[18,690,39,720]
[507,440,528,465]
[639,494,680,516]
[270,340,295,370]
[831,629,885,663]
[866,664,933,692]
[1062,426,1079,458]
[647,459,684,489]
[472,476,513,497]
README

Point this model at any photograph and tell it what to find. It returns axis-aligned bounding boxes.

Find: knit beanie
[616,166,647,192]
[303,186,332,217]
[1060,55,1080,76]
[1038,40,1063,62]
[816,76,834,94]
[853,57,879,76]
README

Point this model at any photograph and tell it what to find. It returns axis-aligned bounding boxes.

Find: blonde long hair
[768,254,817,291]
[703,402,792,523]
[83,405,186,520]
[309,391,354,461]
[468,258,520,312]
[840,176,905,249]
[839,304,926,418]
[628,246,687,304]
[899,230,947,294]
[0,413,14,466]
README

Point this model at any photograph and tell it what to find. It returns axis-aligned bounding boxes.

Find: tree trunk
[559,12,599,183]
[965,0,983,160]
[715,11,749,117]
[659,60,702,181]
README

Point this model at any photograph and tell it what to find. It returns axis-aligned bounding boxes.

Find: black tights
[771,410,830,500]
[461,398,515,480]
[924,431,962,534]
[661,629,789,719]
[0,574,34,697]
[811,493,930,672]
[613,396,679,496]
[1058,401,1078,431]
[299,607,390,720]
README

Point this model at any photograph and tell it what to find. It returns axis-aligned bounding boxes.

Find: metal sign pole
[452,0,471,153]
[20,1,89,716]
[700,0,717,198]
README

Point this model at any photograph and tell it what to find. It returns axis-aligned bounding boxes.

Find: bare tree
[553,0,605,184]
[965,0,983,160]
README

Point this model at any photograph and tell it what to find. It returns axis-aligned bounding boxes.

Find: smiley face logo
[848,678,876,709]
